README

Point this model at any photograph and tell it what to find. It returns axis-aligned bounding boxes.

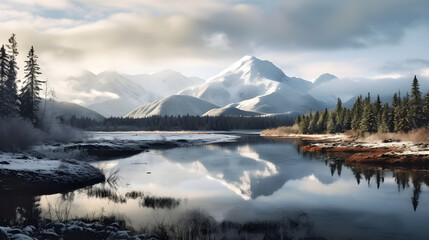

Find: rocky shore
[0,220,156,240]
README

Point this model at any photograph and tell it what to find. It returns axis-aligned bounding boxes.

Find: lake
[1,132,428,239]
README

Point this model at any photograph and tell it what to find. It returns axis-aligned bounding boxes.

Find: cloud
[7,0,71,9]
[0,0,428,103]
[309,76,429,102]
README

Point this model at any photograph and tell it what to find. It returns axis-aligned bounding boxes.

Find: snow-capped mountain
[202,106,261,117]
[125,95,219,118]
[65,70,205,117]
[179,56,331,114]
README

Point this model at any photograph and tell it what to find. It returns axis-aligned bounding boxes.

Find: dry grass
[262,124,299,136]
[361,128,429,143]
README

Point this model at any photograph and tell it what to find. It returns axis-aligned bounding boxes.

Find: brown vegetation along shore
[262,127,429,168]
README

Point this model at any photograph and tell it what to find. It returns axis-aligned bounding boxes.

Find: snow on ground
[86,131,240,144]
[0,152,105,194]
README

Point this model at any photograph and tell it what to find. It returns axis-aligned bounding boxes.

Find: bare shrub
[262,124,299,136]
[0,116,84,151]
[0,117,43,151]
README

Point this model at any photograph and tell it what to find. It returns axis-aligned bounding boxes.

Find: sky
[1,0,429,99]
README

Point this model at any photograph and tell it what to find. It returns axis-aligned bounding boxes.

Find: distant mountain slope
[125,95,219,118]
[39,100,105,121]
[125,70,204,98]
[65,70,204,117]
[202,106,261,117]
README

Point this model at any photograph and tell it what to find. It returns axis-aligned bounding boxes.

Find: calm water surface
[2,132,429,239]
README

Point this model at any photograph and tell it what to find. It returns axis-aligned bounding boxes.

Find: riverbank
[262,128,429,168]
[0,131,240,194]
[0,153,105,195]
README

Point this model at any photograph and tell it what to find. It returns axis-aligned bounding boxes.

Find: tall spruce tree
[4,34,20,116]
[317,108,328,133]
[422,91,429,128]
[351,95,363,130]
[395,93,411,132]
[378,104,389,133]
[20,46,44,126]
[360,94,376,133]
[309,110,320,133]
[327,112,337,133]
[409,76,423,129]
[0,45,10,116]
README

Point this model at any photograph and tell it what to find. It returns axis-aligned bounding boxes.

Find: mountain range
[60,56,343,118]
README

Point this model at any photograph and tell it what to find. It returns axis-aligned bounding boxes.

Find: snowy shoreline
[0,154,105,195]
[0,131,240,195]
[262,132,429,168]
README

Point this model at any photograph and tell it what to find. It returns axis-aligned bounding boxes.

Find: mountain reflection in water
[0,133,428,240]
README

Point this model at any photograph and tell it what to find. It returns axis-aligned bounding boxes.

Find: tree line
[0,34,44,126]
[296,76,429,134]
[64,115,294,131]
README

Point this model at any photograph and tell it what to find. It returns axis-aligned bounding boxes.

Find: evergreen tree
[4,34,20,116]
[392,92,400,108]
[351,95,363,130]
[19,46,44,126]
[295,115,302,125]
[0,45,10,116]
[299,115,310,134]
[327,112,337,133]
[378,104,389,133]
[409,76,423,128]
[423,91,429,127]
[309,110,320,133]
[317,108,328,133]
[343,108,352,131]
[360,95,376,133]
[373,95,382,130]
[395,93,411,132]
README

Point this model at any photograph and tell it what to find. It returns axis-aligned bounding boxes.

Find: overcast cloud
[1,0,429,101]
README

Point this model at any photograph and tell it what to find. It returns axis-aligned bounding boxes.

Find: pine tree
[343,108,352,131]
[373,95,382,130]
[19,46,44,126]
[378,104,389,133]
[351,96,363,130]
[4,34,20,116]
[299,115,310,134]
[423,91,429,127]
[409,76,423,129]
[309,110,320,133]
[395,93,411,132]
[360,95,376,133]
[0,45,10,116]
[327,112,337,133]
[317,109,328,133]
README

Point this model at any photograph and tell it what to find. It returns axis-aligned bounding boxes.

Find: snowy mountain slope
[179,56,314,107]
[65,70,160,117]
[179,56,331,114]
[39,100,105,121]
[234,90,327,114]
[202,106,261,117]
[125,70,204,98]
[65,70,205,117]
[125,95,219,118]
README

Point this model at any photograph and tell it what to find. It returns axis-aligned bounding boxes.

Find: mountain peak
[314,73,338,85]
[213,55,286,82]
